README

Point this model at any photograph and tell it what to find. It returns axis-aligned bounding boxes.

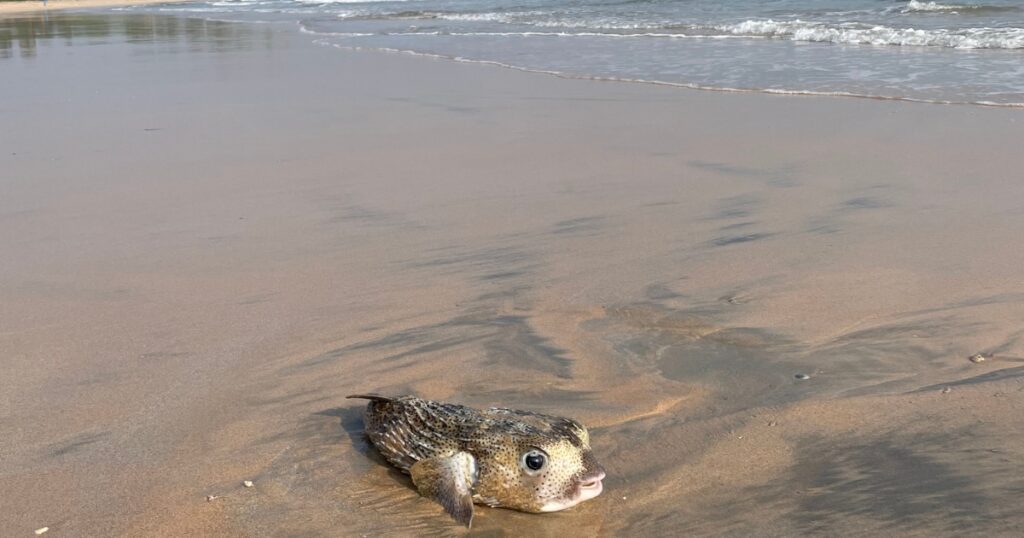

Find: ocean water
[135,0,1024,106]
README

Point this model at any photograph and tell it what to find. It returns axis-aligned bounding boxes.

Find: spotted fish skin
[348,394,606,527]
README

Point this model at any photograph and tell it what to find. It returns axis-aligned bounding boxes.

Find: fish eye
[521,449,547,473]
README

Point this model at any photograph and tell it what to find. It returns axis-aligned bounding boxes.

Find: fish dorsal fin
[345,393,392,402]
[409,452,477,528]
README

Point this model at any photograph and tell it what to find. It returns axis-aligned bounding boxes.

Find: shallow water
[121,0,1024,106]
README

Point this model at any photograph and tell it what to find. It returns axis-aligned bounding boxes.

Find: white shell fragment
[969,353,987,363]
[206,495,219,502]
[35,528,49,535]
[794,373,810,380]
[243,480,254,488]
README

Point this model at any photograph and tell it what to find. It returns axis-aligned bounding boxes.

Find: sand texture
[2,13,1023,537]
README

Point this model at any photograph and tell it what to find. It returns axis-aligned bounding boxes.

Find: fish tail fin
[346,393,392,402]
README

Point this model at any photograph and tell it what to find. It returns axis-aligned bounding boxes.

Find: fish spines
[346,393,392,403]
[401,400,459,460]
[360,395,479,471]
[359,396,418,471]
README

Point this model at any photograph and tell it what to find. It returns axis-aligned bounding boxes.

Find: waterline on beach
[124,0,1024,107]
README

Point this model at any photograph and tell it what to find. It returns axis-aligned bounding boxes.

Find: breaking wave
[717,19,1024,49]
[899,1,1018,13]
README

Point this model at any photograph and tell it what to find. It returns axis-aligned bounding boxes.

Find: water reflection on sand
[0,12,272,59]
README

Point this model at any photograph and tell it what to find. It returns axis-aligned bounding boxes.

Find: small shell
[35,528,49,536]
[942,387,952,394]
[243,480,254,488]
[969,353,987,363]
[794,373,810,380]
[206,495,219,502]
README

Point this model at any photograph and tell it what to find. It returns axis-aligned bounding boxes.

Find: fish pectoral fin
[409,452,477,528]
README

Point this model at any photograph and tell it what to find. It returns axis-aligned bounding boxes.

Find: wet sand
[2,12,1024,537]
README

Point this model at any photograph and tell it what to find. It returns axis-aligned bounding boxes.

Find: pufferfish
[347,394,606,528]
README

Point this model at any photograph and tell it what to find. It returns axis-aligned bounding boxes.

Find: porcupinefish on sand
[347,394,606,528]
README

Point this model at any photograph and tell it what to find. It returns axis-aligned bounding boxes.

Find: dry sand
[1,12,1023,537]
[0,0,192,16]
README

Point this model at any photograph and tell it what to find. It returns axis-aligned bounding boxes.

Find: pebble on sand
[206,495,220,502]
[243,480,254,488]
[35,528,49,536]
[969,353,987,363]
[794,373,810,380]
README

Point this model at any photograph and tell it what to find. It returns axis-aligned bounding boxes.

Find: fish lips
[577,468,606,501]
[578,452,606,495]
[539,466,606,512]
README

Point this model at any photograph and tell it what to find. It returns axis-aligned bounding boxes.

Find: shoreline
[339,44,1024,110]
[8,5,1022,108]
[0,0,193,16]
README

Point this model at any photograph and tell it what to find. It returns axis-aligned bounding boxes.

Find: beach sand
[1,12,1023,537]
[0,0,192,16]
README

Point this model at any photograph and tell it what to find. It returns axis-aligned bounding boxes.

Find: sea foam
[717,19,1024,49]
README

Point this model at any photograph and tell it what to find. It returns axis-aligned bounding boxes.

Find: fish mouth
[580,468,605,489]
[578,469,605,499]
[539,469,606,512]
